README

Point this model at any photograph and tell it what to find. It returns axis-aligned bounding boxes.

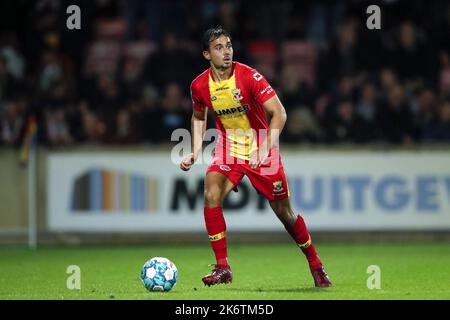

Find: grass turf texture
[0,243,449,300]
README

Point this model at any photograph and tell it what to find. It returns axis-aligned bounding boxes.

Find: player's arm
[191,108,208,161]
[250,95,287,168]
[262,95,287,150]
[180,107,207,171]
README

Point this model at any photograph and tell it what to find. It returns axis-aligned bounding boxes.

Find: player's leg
[269,198,332,287]
[269,198,320,266]
[204,171,236,267]
[243,159,332,287]
[202,171,238,286]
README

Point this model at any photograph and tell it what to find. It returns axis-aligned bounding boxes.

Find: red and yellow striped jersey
[190,62,276,160]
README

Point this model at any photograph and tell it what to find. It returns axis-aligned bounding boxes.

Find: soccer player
[180,26,332,288]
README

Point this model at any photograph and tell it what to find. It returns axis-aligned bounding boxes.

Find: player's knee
[270,200,295,225]
[204,188,222,207]
[270,201,285,216]
[275,207,289,220]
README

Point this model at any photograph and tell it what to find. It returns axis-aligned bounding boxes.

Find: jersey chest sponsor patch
[208,75,250,122]
[207,72,257,159]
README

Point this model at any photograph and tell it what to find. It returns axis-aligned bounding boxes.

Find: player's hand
[249,148,269,169]
[180,153,196,171]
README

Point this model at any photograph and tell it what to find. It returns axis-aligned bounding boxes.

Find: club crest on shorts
[273,181,284,193]
[232,88,243,102]
[219,165,231,171]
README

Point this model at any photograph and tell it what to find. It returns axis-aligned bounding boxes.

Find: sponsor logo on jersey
[232,88,243,101]
[273,180,284,193]
[216,86,230,91]
[215,104,249,116]
[260,85,273,95]
[211,96,217,101]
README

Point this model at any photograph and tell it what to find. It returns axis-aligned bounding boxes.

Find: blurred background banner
[48,151,450,232]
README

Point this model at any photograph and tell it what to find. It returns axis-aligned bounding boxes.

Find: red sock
[204,206,229,267]
[289,215,322,269]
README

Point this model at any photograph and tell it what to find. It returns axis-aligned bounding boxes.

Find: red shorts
[206,154,290,201]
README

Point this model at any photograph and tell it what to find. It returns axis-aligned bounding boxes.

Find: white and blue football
[141,257,178,292]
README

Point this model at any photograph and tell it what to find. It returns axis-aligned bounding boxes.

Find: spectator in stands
[0,100,25,145]
[317,19,362,90]
[45,108,72,146]
[153,82,190,143]
[439,52,450,94]
[282,108,323,144]
[89,73,124,132]
[279,63,316,112]
[203,0,240,38]
[305,1,344,45]
[140,84,161,143]
[38,51,64,95]
[79,110,108,144]
[356,81,377,124]
[320,76,357,131]
[325,99,370,144]
[111,108,141,144]
[0,56,16,100]
[432,100,450,141]
[123,0,186,43]
[389,21,436,87]
[142,32,195,90]
[119,37,155,98]
[0,1,450,148]
[414,88,439,142]
[377,84,416,144]
[355,81,378,141]
[64,100,86,143]
[0,36,25,81]
[379,68,399,93]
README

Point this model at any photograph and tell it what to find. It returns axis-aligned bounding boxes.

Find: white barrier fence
[48,152,450,232]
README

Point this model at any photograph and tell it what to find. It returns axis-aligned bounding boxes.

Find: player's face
[205,35,233,69]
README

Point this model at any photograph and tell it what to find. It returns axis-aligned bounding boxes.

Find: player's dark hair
[202,26,231,51]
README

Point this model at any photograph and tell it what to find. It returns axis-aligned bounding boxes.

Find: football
[141,257,178,292]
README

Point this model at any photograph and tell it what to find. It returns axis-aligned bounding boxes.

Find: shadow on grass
[225,287,332,294]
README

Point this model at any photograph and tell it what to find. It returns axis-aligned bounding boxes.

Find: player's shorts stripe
[297,237,311,249]
[209,231,226,241]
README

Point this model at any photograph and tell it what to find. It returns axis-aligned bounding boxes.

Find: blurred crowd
[1,0,450,148]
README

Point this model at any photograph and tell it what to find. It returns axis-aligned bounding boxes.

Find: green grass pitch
[0,243,449,300]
